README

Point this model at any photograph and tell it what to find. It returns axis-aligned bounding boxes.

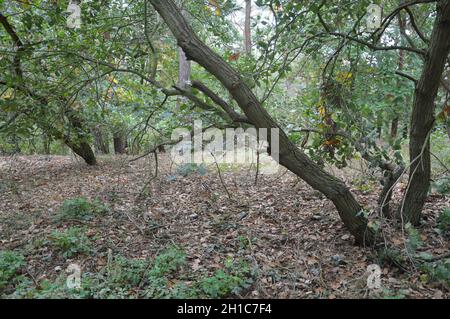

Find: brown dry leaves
[0,154,448,298]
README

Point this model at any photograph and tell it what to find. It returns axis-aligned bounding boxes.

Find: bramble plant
[56,197,109,222]
[0,250,25,291]
[50,227,92,258]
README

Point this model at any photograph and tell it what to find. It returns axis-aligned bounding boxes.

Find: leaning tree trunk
[65,113,97,165]
[65,139,97,166]
[402,1,450,225]
[149,0,374,245]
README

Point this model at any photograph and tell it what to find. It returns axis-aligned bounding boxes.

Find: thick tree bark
[148,0,374,245]
[402,1,450,225]
[65,113,97,165]
[66,139,97,166]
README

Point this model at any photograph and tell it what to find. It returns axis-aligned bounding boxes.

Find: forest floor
[0,154,448,299]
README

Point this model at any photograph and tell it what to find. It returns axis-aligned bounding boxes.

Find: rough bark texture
[379,166,404,217]
[65,113,97,166]
[402,1,450,225]
[149,0,374,245]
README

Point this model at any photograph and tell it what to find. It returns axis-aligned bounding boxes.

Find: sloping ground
[0,155,448,298]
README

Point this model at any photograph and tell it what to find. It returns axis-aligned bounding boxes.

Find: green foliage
[380,288,407,299]
[2,243,254,299]
[50,227,92,258]
[433,177,450,195]
[405,223,422,253]
[149,246,187,278]
[175,163,208,177]
[436,208,450,234]
[420,259,450,287]
[56,197,108,222]
[200,259,253,298]
[0,250,25,290]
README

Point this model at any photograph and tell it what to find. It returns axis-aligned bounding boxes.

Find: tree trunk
[65,113,97,165]
[390,117,399,139]
[149,0,374,245]
[402,1,450,225]
[66,140,97,165]
[42,133,51,155]
[391,15,405,140]
[93,126,110,154]
[244,0,252,55]
[379,166,404,217]
[177,9,191,110]
[113,130,127,154]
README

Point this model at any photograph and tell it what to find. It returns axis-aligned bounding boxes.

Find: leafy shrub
[175,163,207,177]
[405,223,422,253]
[0,250,25,290]
[50,227,92,258]
[433,177,450,195]
[200,259,253,298]
[56,197,108,222]
[436,208,450,234]
[149,246,187,278]
[107,256,149,287]
[420,259,450,287]
[3,247,254,299]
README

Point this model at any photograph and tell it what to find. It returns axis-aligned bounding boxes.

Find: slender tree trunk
[390,117,399,139]
[42,133,51,155]
[402,1,450,225]
[178,47,191,88]
[402,121,408,139]
[149,0,374,245]
[177,9,191,110]
[113,130,128,154]
[93,126,110,154]
[391,15,406,140]
[244,0,252,55]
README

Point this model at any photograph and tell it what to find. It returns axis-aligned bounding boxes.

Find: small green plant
[433,177,450,195]
[0,250,25,290]
[149,246,187,278]
[50,227,92,258]
[145,246,188,298]
[108,256,149,287]
[436,208,450,235]
[405,223,422,253]
[176,163,207,177]
[420,259,450,287]
[381,288,407,299]
[200,259,253,298]
[56,197,108,222]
